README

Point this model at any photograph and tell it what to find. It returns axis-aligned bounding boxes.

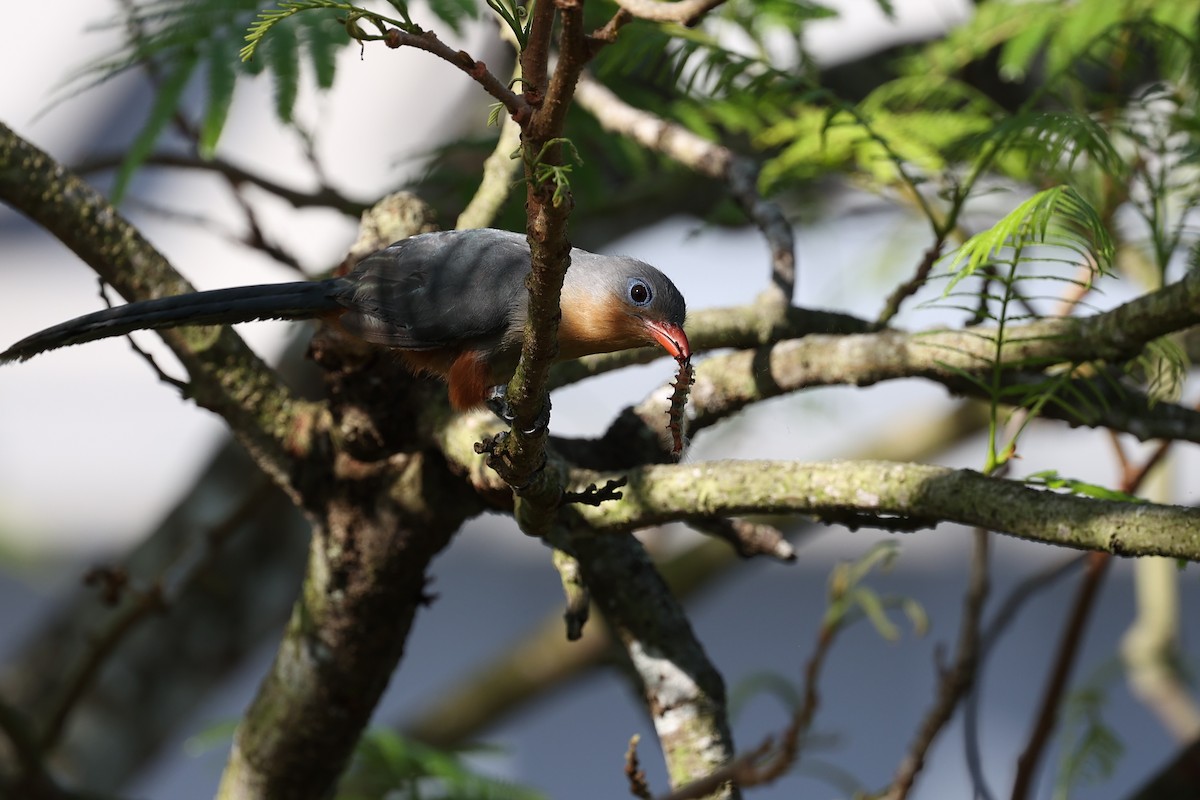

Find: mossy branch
[568,460,1200,561]
[0,121,324,497]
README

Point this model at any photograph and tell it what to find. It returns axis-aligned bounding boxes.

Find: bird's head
[559,253,689,362]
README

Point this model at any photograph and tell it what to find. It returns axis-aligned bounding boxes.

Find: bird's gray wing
[331,230,531,350]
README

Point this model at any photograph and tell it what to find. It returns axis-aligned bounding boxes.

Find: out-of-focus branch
[75,152,372,216]
[1011,432,1170,800]
[1122,557,1200,741]
[552,520,738,799]
[1121,456,1200,743]
[456,109,523,231]
[611,0,728,25]
[883,530,990,799]
[574,75,795,303]
[1125,736,1200,800]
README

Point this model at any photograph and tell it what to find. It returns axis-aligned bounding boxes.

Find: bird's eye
[628,278,652,307]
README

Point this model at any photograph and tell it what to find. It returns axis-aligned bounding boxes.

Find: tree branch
[383,29,529,124]
[0,122,325,497]
[570,460,1200,561]
[611,0,729,25]
[552,519,739,798]
[75,152,371,216]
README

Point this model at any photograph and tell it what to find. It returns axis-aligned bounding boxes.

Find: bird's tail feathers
[1,280,343,363]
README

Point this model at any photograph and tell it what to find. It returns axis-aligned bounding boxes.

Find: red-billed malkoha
[0,229,690,410]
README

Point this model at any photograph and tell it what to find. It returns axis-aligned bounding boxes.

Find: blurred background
[1,1,1198,798]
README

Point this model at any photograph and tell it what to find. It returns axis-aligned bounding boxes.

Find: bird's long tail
[1,280,344,363]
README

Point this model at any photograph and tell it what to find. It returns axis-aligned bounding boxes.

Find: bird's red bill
[644,320,691,360]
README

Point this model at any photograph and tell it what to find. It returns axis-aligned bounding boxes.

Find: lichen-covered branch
[571,460,1200,561]
[684,334,1200,443]
[0,121,324,497]
[216,455,480,799]
[552,520,739,799]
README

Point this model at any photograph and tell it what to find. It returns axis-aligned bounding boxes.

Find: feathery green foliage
[65,0,486,203]
[337,730,544,800]
[823,542,927,641]
[1052,664,1126,800]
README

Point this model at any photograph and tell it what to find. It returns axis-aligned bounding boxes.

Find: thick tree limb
[552,520,738,797]
[216,454,481,799]
[569,460,1200,561]
[0,122,326,497]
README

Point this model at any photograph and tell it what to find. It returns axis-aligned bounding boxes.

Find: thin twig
[383,28,529,124]
[76,152,370,215]
[625,735,654,800]
[651,613,841,800]
[963,555,1086,800]
[1010,551,1112,800]
[883,528,990,799]
[96,278,189,392]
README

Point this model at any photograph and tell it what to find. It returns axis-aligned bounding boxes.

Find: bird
[1,229,690,411]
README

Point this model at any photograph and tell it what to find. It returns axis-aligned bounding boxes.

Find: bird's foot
[485,385,515,424]
[485,385,550,436]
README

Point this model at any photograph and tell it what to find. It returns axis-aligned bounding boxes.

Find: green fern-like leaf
[427,0,479,35]
[297,9,344,88]
[337,729,545,800]
[1052,666,1126,800]
[942,186,1113,293]
[58,0,357,194]
[112,49,200,203]
[199,34,238,158]
[264,13,301,122]
[1024,470,1144,503]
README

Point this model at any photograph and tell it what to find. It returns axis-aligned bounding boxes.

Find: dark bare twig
[37,478,275,754]
[1010,551,1112,800]
[563,477,628,506]
[612,0,729,25]
[76,152,370,215]
[96,278,189,392]
[883,529,990,799]
[0,698,128,800]
[380,28,529,124]
[651,610,842,800]
[877,241,944,327]
[964,554,1086,800]
[36,584,166,753]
